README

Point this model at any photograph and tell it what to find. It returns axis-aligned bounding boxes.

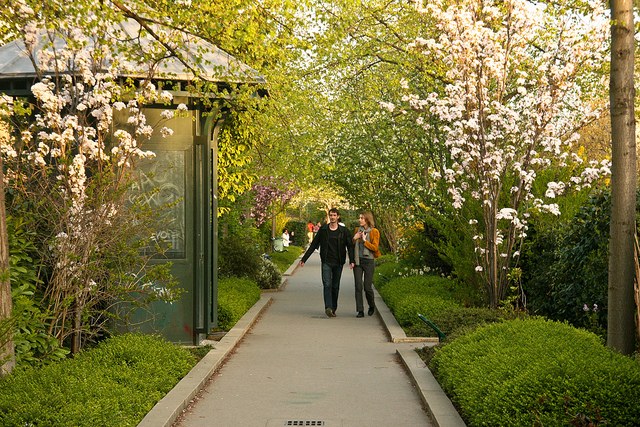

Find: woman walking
[352,211,380,318]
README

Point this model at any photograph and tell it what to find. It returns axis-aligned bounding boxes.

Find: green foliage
[412,306,507,339]
[399,223,453,275]
[521,190,619,336]
[373,260,406,288]
[187,344,214,361]
[217,277,261,331]
[430,318,640,426]
[5,215,68,368]
[373,253,396,266]
[269,245,303,273]
[0,334,195,427]
[284,220,307,247]
[255,257,282,290]
[378,276,464,336]
[377,273,506,337]
[218,235,262,280]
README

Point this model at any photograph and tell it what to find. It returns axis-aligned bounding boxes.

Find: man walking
[299,208,355,317]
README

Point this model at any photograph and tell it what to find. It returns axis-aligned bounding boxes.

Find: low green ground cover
[0,334,196,427]
[269,245,303,273]
[217,277,261,331]
[429,318,640,426]
[375,266,504,337]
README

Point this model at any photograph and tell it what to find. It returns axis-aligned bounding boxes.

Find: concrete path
[139,251,465,427]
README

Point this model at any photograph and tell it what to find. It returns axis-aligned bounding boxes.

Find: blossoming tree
[396,0,611,307]
[0,1,198,353]
[0,0,309,359]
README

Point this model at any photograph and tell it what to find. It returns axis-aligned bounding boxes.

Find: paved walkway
[138,251,465,427]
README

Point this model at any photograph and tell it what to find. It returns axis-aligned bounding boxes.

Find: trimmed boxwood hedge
[217,277,261,331]
[0,333,196,427]
[430,318,640,426]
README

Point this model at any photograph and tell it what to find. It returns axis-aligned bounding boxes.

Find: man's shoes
[326,308,333,318]
[356,311,364,318]
[368,307,375,316]
[332,310,337,317]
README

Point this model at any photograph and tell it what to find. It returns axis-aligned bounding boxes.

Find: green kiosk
[0,20,264,344]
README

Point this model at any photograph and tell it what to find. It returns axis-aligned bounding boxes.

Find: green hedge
[378,276,458,335]
[377,273,506,337]
[373,260,406,288]
[430,318,640,426]
[0,334,195,427]
[217,277,261,331]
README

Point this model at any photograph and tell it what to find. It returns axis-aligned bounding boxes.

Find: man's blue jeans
[321,263,343,311]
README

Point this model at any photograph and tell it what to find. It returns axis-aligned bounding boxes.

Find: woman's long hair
[361,211,375,228]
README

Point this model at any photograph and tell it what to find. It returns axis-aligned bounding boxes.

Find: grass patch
[269,245,303,273]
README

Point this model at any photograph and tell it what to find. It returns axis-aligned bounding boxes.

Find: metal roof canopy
[0,18,265,93]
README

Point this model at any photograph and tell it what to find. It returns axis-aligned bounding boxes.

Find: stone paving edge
[137,293,273,427]
[396,349,467,427]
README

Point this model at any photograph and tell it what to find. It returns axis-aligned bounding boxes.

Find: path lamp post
[0,20,264,344]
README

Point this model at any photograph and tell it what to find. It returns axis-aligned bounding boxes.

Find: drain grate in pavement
[266,418,342,427]
[284,421,324,426]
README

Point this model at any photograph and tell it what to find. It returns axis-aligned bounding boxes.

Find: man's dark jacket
[301,224,355,265]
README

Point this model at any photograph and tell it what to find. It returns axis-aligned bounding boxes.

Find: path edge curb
[396,348,467,427]
[137,294,273,427]
[374,287,438,344]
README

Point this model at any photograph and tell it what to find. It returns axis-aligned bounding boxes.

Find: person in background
[282,228,290,248]
[307,221,314,246]
[299,208,355,318]
[352,211,380,318]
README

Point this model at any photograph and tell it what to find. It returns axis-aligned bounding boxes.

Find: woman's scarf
[354,226,372,265]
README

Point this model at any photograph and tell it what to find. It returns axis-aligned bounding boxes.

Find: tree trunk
[0,155,15,375]
[608,0,637,354]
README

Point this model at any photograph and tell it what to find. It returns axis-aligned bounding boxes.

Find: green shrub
[255,257,282,289]
[374,253,396,266]
[373,260,404,289]
[410,306,506,338]
[284,221,307,247]
[430,318,640,426]
[378,276,460,335]
[521,190,614,335]
[5,215,69,368]
[399,222,453,275]
[217,277,261,331]
[218,237,262,279]
[0,333,195,427]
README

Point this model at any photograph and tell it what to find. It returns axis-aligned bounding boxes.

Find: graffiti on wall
[130,150,186,259]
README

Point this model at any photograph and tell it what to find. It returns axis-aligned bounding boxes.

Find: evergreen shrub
[430,318,640,426]
[284,220,307,247]
[5,215,69,368]
[521,190,613,334]
[378,276,458,335]
[0,334,195,427]
[218,237,261,279]
[373,260,404,288]
[399,222,453,275]
[217,277,261,331]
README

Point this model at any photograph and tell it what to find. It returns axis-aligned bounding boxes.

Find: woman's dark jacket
[301,224,355,266]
